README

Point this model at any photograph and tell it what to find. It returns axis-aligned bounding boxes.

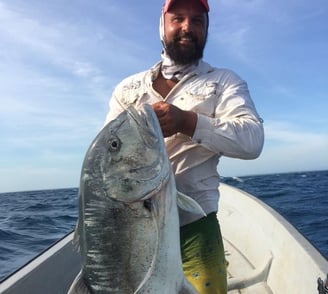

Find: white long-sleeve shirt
[105,60,264,226]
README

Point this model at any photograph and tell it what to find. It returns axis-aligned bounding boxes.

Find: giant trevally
[68,104,203,294]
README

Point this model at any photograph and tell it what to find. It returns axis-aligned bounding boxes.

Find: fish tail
[67,271,91,294]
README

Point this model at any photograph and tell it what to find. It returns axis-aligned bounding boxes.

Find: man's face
[163,0,208,65]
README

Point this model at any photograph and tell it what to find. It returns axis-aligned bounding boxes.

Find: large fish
[68,104,203,294]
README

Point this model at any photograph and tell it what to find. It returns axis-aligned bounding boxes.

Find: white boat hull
[0,183,327,293]
[218,184,327,293]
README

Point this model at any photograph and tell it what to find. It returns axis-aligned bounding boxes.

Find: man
[105,0,264,293]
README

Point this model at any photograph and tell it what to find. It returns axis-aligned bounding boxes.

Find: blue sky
[0,0,327,193]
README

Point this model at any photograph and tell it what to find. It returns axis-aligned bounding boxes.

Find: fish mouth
[127,104,164,146]
[129,103,169,178]
[125,104,168,180]
[104,104,171,203]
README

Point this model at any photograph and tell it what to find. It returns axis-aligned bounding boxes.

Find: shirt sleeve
[192,74,264,159]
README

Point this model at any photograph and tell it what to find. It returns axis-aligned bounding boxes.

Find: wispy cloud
[220,119,328,176]
[264,121,328,145]
[262,121,328,174]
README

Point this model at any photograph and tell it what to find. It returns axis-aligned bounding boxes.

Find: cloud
[208,0,271,67]
[0,2,66,60]
[264,121,328,145]
[210,0,327,71]
[220,120,328,177]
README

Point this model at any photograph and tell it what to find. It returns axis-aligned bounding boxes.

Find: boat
[0,183,327,293]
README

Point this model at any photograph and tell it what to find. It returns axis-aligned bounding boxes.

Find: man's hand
[152,102,197,138]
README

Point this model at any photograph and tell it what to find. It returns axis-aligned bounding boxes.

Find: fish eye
[108,136,121,152]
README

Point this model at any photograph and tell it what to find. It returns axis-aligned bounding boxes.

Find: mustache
[173,32,198,43]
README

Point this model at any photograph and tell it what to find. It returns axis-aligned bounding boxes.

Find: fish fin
[67,271,91,294]
[177,191,206,216]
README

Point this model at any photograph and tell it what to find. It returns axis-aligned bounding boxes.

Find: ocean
[0,170,327,281]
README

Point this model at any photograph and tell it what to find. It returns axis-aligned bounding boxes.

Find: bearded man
[105,0,264,293]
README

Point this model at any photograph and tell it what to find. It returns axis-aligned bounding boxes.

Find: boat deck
[219,183,327,294]
[225,237,273,293]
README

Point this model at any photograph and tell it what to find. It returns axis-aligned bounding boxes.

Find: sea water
[0,170,327,281]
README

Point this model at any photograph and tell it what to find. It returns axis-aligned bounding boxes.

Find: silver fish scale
[82,194,156,293]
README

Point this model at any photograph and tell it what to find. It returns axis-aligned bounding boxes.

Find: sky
[0,0,327,193]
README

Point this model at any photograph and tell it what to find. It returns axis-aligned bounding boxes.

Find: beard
[164,32,207,65]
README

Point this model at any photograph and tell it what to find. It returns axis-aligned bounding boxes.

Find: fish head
[82,104,170,203]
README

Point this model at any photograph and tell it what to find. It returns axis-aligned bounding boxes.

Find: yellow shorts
[180,212,227,294]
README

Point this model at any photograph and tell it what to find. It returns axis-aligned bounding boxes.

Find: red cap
[163,0,209,13]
